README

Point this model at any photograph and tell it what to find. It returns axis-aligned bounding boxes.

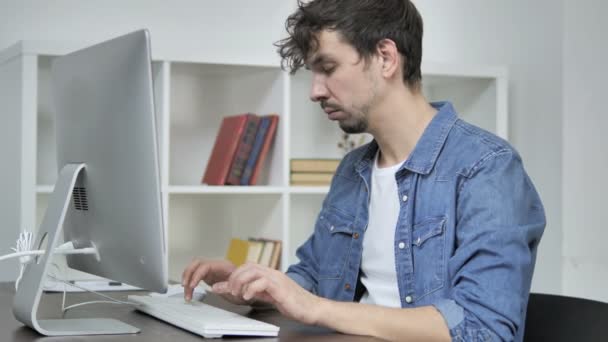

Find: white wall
[0,1,564,295]
[0,0,294,65]
[563,0,608,302]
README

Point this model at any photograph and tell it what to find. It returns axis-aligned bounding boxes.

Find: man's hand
[181,258,247,304]
[212,262,323,325]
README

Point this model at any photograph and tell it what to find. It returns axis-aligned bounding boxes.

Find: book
[226,114,261,185]
[258,240,275,267]
[202,115,249,185]
[225,237,282,268]
[247,115,279,185]
[269,240,282,270]
[240,115,271,185]
[225,238,250,267]
[290,172,334,184]
[248,238,282,269]
[290,180,332,186]
[246,240,264,263]
[290,159,341,173]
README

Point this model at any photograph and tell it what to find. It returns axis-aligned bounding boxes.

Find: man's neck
[369,88,437,168]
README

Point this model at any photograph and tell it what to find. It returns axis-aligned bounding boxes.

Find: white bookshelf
[0,40,508,282]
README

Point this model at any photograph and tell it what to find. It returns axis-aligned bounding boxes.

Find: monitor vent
[72,187,89,211]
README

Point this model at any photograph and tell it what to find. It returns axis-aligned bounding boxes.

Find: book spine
[249,115,279,185]
[290,159,341,173]
[290,172,334,183]
[269,240,282,270]
[240,117,271,185]
[201,115,248,185]
[225,114,261,185]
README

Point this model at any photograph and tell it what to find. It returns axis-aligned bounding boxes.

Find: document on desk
[43,279,142,292]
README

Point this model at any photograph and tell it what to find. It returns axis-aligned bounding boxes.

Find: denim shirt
[286,102,546,341]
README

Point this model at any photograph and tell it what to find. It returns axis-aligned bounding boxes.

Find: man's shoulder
[452,119,511,150]
[443,119,522,177]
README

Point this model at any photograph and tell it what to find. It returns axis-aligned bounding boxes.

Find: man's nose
[309,75,328,102]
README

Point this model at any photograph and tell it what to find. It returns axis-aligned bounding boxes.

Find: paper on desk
[43,279,142,292]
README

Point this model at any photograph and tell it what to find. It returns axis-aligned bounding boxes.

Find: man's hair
[275,0,424,89]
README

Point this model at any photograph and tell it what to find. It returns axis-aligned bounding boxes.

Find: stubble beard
[339,109,369,134]
[338,73,378,134]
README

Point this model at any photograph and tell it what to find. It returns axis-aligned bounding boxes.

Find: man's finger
[242,277,270,301]
[182,259,201,287]
[211,281,229,293]
[228,267,261,297]
[227,262,257,281]
[182,259,202,301]
[184,263,209,301]
[189,263,210,288]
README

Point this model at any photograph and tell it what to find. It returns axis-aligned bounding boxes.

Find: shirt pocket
[316,208,355,280]
[411,216,446,299]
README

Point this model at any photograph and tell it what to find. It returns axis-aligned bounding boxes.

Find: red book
[201,114,249,185]
[249,115,279,185]
[226,114,261,185]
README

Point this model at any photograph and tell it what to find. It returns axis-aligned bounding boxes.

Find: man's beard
[322,102,368,134]
[339,115,368,134]
[339,102,370,134]
[339,75,377,134]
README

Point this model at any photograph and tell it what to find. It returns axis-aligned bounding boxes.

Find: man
[182,0,546,341]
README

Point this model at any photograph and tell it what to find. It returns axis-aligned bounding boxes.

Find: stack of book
[290,158,341,186]
[202,113,279,186]
[225,237,282,270]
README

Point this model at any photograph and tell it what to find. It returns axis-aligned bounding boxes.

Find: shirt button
[398,242,406,249]
[405,296,413,303]
[330,225,335,231]
[344,283,351,290]
[353,232,359,239]
[402,195,408,202]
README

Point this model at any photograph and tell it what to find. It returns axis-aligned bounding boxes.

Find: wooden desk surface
[0,283,381,341]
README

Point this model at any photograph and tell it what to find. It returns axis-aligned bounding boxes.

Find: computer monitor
[12,29,168,336]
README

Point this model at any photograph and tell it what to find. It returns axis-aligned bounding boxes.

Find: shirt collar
[355,101,458,175]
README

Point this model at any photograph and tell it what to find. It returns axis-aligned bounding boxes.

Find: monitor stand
[12,163,140,336]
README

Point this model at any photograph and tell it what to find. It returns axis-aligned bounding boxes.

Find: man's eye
[323,66,336,74]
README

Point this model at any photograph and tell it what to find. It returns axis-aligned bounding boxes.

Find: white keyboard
[128,295,279,338]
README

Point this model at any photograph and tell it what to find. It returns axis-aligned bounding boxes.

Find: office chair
[524,292,608,342]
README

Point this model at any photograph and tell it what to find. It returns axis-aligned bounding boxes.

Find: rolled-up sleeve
[434,149,546,341]
[286,233,320,294]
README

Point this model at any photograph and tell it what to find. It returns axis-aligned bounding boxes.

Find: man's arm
[316,298,450,341]
[212,263,450,341]
[433,149,546,340]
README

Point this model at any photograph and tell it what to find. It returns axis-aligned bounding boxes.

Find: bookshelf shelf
[288,186,330,194]
[168,185,285,195]
[0,39,508,283]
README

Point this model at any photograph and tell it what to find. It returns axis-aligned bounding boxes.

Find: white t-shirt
[359,151,405,307]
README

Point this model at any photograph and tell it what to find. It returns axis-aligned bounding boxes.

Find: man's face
[306,30,381,134]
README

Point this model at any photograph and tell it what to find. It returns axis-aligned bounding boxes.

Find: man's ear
[376,38,401,79]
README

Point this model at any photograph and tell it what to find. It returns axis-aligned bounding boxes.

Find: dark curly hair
[275,0,424,89]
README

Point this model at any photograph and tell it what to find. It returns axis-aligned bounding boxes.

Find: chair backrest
[524,293,608,342]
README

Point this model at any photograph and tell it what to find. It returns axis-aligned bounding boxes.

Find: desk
[1,283,381,341]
